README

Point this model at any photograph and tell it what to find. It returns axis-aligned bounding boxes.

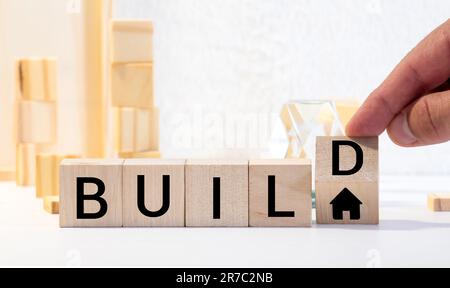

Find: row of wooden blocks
[60,136,379,227]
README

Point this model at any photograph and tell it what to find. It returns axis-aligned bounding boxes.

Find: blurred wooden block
[17,100,56,144]
[249,159,312,227]
[115,107,160,153]
[16,59,57,102]
[123,159,185,227]
[44,59,58,103]
[111,20,153,63]
[335,100,360,128]
[0,168,15,181]
[83,0,111,158]
[36,154,81,198]
[44,196,59,214]
[115,107,135,153]
[428,193,450,212]
[119,150,161,159]
[60,159,124,227]
[111,63,153,108]
[16,144,36,186]
[315,137,378,224]
[186,160,249,227]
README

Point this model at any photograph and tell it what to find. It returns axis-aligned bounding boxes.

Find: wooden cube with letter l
[249,159,312,227]
[315,137,379,224]
[60,159,124,227]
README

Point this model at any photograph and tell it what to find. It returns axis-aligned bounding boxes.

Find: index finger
[347,19,450,136]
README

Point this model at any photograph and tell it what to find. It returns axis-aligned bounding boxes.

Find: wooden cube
[315,137,379,224]
[249,159,312,227]
[60,159,124,227]
[36,154,80,198]
[111,63,153,108]
[115,107,159,153]
[428,193,450,212]
[44,59,58,102]
[123,159,185,227]
[111,20,153,63]
[186,160,249,227]
[17,100,57,144]
[16,144,37,186]
[44,196,60,214]
[16,59,57,102]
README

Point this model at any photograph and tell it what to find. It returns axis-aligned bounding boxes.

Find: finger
[347,19,450,136]
[387,90,450,147]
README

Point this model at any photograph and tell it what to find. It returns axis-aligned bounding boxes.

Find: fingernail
[389,111,417,145]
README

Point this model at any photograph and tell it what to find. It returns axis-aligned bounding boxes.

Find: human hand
[346,19,450,147]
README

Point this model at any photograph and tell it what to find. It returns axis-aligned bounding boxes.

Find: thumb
[387,90,450,147]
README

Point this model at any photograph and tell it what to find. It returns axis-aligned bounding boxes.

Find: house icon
[330,188,363,220]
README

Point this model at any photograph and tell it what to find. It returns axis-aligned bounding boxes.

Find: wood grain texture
[428,193,450,212]
[316,137,379,225]
[17,100,56,144]
[249,159,312,227]
[60,159,124,227]
[44,196,59,214]
[111,63,154,109]
[186,160,248,227]
[84,0,111,158]
[123,159,185,227]
[111,20,153,64]
[16,144,36,186]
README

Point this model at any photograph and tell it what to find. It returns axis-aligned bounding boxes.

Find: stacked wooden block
[36,154,80,214]
[60,137,379,227]
[15,59,57,186]
[111,20,160,159]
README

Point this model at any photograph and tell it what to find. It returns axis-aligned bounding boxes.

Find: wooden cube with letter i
[315,137,379,224]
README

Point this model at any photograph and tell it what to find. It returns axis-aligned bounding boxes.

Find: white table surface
[1,175,450,268]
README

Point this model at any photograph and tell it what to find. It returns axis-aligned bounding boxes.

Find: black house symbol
[330,188,363,220]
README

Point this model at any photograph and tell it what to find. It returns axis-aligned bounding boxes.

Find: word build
[60,137,378,227]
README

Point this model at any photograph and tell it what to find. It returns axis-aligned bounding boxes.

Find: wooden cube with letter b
[186,160,249,227]
[60,159,124,227]
[249,159,312,227]
[315,137,379,224]
[123,159,185,227]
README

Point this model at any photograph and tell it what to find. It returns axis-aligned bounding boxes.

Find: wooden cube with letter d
[315,136,379,224]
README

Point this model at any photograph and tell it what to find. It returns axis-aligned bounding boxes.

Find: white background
[114,0,450,176]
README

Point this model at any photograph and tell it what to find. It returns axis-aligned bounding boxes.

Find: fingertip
[386,111,418,147]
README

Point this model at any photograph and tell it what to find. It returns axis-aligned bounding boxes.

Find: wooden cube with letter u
[60,159,124,228]
[186,160,249,227]
[123,159,185,227]
[315,136,379,224]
